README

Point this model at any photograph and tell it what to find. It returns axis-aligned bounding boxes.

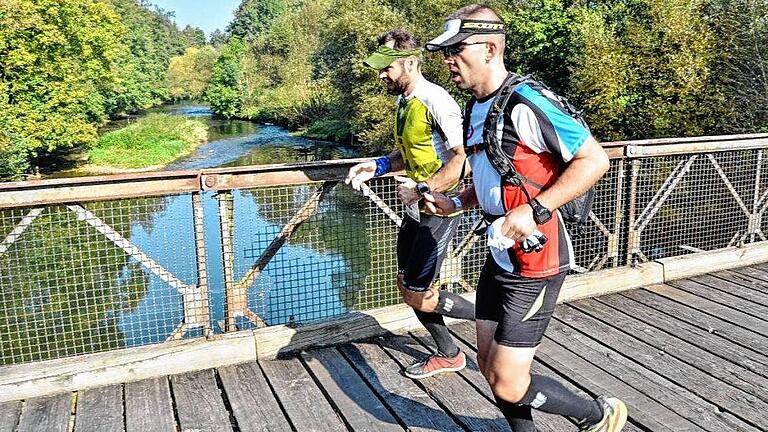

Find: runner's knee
[403,288,438,312]
[487,370,530,403]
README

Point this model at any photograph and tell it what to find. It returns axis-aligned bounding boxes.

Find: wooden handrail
[1,133,767,208]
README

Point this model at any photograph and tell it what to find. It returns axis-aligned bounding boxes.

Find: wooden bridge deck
[2,263,768,432]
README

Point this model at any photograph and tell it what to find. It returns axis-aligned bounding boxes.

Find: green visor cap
[363,45,422,70]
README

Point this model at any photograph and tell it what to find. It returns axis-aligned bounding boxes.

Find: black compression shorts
[396,213,460,291]
[475,254,567,347]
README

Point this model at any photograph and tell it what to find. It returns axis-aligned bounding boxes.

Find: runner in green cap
[347,28,475,379]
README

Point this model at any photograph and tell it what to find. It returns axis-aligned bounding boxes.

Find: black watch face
[417,183,430,195]
[534,205,552,224]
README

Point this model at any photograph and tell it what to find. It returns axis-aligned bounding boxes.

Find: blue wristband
[374,156,391,177]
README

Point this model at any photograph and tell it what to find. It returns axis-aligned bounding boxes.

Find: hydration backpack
[482,73,595,237]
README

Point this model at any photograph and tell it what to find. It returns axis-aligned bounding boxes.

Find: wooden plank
[446,322,616,432]
[0,331,256,403]
[546,318,760,431]
[752,261,768,274]
[656,242,768,280]
[558,263,664,303]
[380,334,511,432]
[647,284,768,336]
[170,369,233,432]
[556,303,768,429]
[259,356,346,431]
[594,294,768,381]
[300,347,402,432]
[721,267,768,294]
[124,378,175,432]
[625,135,768,157]
[74,385,124,432]
[668,278,768,321]
[0,174,200,208]
[706,270,768,298]
[339,341,463,432]
[0,401,21,432]
[16,393,71,432]
[536,335,698,431]
[217,362,292,432]
[626,288,768,363]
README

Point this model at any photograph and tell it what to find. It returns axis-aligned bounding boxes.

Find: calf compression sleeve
[436,291,475,320]
[495,395,536,432]
[413,309,460,357]
[518,374,603,425]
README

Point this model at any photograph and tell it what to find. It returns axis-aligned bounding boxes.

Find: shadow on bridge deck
[3,263,768,432]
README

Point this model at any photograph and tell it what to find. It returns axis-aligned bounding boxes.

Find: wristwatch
[530,198,552,225]
[416,182,431,196]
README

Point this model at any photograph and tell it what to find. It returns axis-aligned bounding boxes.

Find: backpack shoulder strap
[482,73,529,186]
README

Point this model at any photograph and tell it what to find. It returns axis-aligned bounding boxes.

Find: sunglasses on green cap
[363,45,422,70]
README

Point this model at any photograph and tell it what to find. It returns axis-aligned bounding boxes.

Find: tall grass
[89,114,207,169]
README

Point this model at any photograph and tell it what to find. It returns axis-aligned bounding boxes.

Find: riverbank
[86,114,208,170]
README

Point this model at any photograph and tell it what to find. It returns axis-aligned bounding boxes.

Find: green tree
[209,29,228,48]
[704,0,768,133]
[501,0,576,93]
[0,0,124,177]
[106,0,193,116]
[205,37,248,117]
[168,46,219,100]
[227,0,288,39]
[181,25,206,47]
[570,0,717,140]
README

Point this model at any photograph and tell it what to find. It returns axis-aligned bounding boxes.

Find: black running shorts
[396,213,460,291]
[475,254,567,347]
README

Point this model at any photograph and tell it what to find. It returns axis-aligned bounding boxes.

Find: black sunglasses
[441,41,487,57]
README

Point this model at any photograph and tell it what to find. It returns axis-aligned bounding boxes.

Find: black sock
[494,395,535,432]
[436,291,475,320]
[413,309,459,357]
[519,374,603,425]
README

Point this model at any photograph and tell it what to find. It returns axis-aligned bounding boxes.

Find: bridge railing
[0,133,767,368]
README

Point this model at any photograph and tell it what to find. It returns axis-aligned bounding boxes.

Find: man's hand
[501,204,537,243]
[345,161,376,191]
[395,176,421,205]
[422,191,453,215]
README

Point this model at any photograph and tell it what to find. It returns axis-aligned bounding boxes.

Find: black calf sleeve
[494,395,535,432]
[436,291,475,320]
[519,374,603,425]
[413,309,459,357]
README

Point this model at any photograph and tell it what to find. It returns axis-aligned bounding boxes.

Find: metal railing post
[751,150,763,243]
[610,159,625,267]
[626,159,640,266]
[192,192,212,337]
[216,191,238,332]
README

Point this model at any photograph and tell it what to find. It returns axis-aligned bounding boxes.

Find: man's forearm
[536,142,609,211]
[426,151,466,192]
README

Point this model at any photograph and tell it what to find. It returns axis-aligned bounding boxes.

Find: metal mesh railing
[629,150,767,262]
[1,138,767,367]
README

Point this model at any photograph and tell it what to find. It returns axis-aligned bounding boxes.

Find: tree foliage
[168,46,219,100]
[206,0,768,153]
[0,0,206,179]
[227,0,288,40]
[0,0,124,177]
[571,0,719,140]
